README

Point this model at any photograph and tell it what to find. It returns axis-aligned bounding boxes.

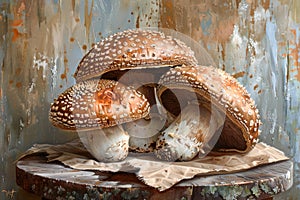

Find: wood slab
[16,154,293,200]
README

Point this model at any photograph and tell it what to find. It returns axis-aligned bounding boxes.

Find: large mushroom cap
[49,79,150,131]
[157,65,261,153]
[74,29,198,82]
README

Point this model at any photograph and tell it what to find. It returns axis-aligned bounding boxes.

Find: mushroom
[155,65,261,161]
[74,29,197,83]
[73,29,198,152]
[49,79,150,162]
[74,29,198,107]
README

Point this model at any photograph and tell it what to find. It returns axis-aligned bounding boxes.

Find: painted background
[0,0,299,199]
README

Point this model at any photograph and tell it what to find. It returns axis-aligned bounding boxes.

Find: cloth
[20,139,289,191]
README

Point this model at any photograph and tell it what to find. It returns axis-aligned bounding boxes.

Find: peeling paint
[84,0,94,44]
[288,29,300,81]
[33,53,50,80]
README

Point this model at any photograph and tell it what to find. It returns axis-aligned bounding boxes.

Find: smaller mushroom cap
[49,79,150,131]
[157,65,261,153]
[74,29,198,82]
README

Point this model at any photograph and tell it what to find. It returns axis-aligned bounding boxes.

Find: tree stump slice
[16,154,293,200]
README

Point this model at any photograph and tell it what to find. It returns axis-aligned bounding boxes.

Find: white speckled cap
[49,79,150,131]
[74,29,198,82]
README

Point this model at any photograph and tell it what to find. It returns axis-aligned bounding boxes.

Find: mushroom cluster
[49,29,261,162]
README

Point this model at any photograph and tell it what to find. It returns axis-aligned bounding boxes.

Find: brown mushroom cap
[49,79,150,131]
[74,29,198,82]
[157,65,261,153]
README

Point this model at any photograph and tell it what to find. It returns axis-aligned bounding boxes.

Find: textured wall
[0,1,160,199]
[0,0,299,199]
[159,0,299,198]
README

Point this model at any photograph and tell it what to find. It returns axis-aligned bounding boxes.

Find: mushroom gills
[213,117,249,151]
[78,125,129,162]
[100,68,171,85]
[155,102,224,161]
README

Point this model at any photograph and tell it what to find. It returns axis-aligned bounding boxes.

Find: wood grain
[16,154,293,200]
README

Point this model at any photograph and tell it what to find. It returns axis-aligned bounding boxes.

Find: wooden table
[16,154,293,200]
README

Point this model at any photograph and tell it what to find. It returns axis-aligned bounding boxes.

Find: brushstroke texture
[0,0,299,198]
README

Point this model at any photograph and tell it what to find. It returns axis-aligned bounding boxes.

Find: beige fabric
[20,139,288,191]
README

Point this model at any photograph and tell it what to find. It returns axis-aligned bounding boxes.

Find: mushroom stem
[78,125,129,162]
[155,103,224,161]
[124,112,167,153]
[124,102,168,153]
